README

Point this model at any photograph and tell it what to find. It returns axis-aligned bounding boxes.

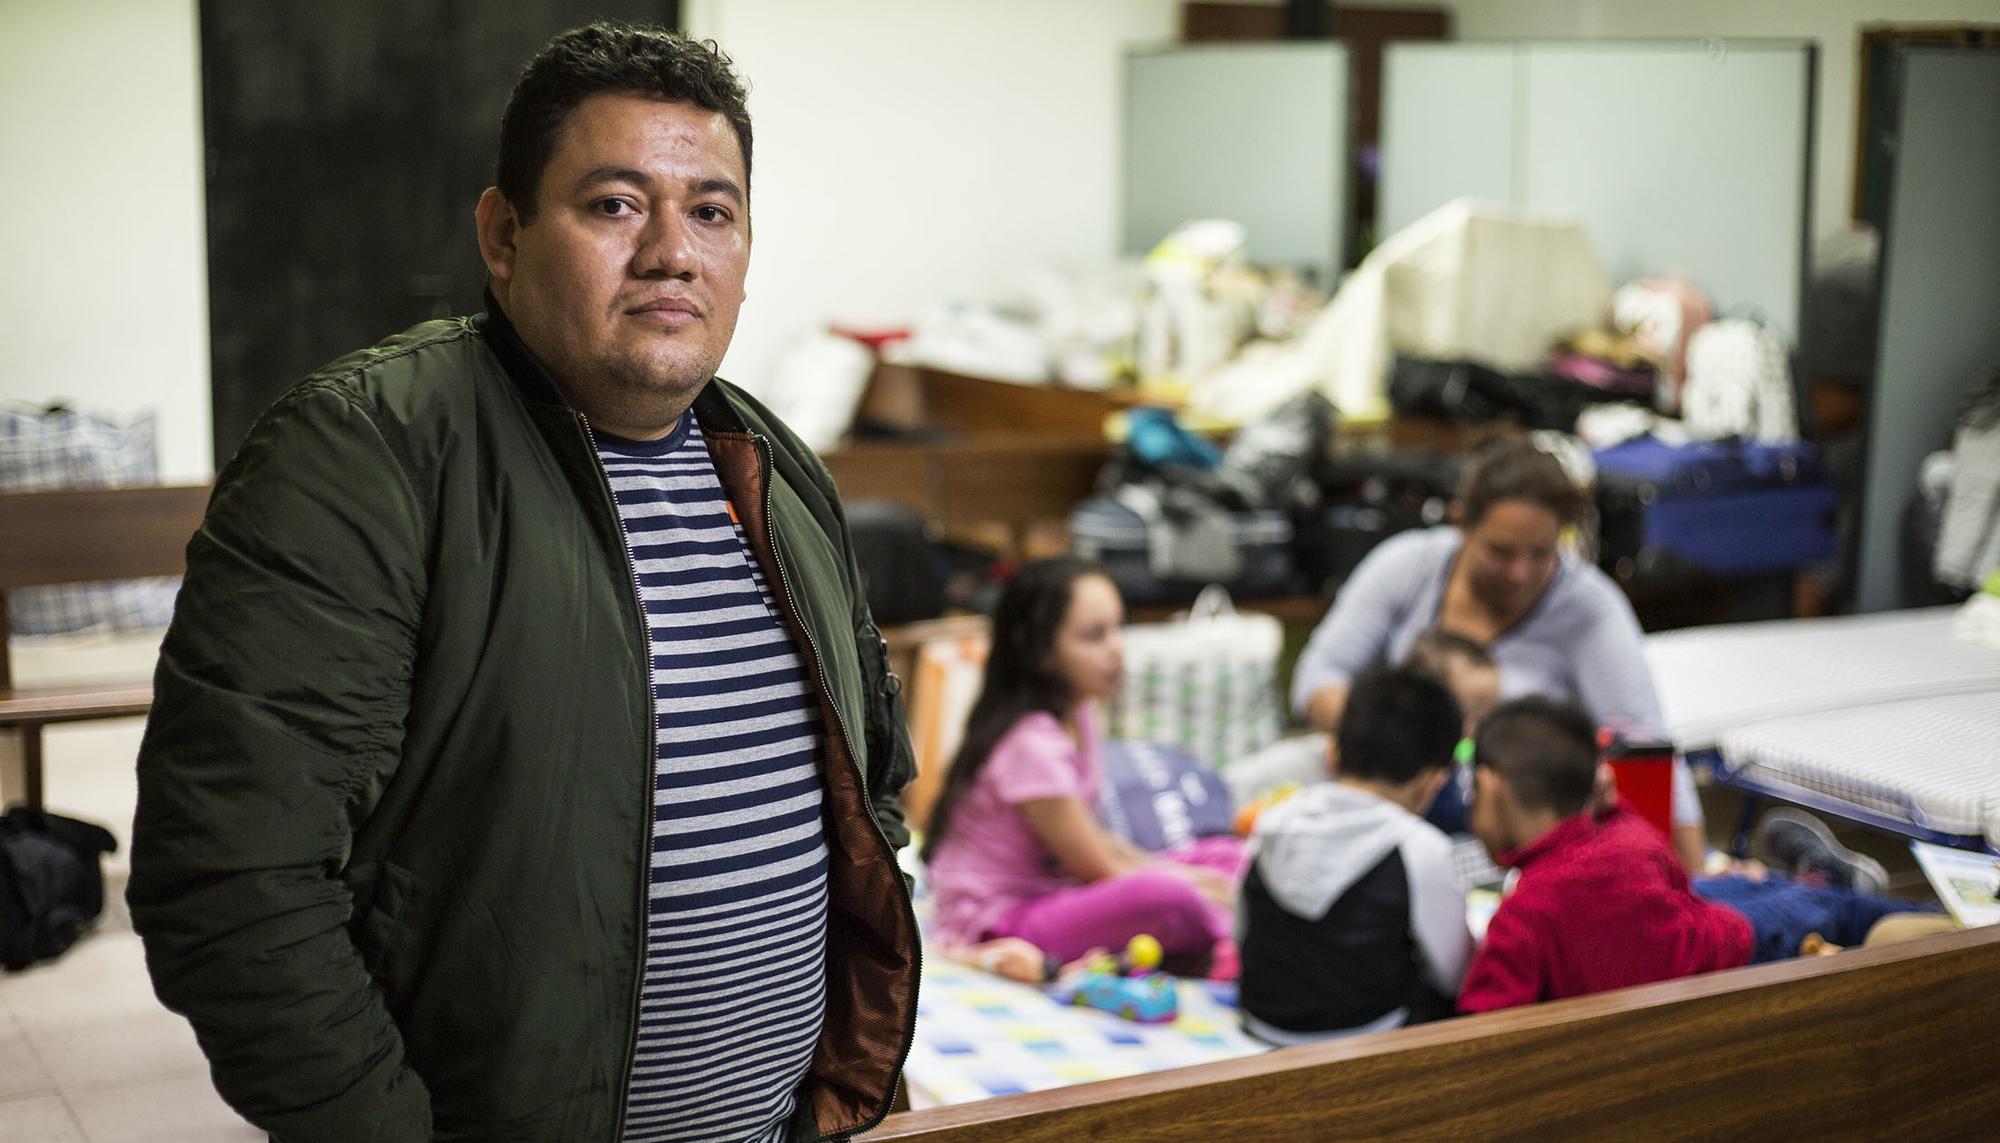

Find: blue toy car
[1062,969,1179,1024]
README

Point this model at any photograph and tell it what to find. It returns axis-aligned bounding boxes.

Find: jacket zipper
[579,415,659,1143]
[750,435,923,1143]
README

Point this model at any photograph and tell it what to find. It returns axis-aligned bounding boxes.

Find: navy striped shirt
[599,413,830,1143]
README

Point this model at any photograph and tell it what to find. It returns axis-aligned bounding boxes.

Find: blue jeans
[1692,874,1931,962]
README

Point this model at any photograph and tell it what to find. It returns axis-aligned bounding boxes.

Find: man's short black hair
[1336,665,1463,785]
[1472,696,1600,817]
[496,21,753,222]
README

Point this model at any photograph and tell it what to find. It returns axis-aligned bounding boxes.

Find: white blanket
[1190,198,1610,422]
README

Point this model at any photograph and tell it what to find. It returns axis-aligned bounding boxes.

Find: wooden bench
[875,924,2000,1139]
[0,485,210,809]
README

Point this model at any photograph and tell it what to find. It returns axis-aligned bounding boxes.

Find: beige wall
[682,0,1183,395]
[1447,0,2000,242]
[0,0,212,482]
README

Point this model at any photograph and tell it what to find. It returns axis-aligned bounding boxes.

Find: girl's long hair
[918,557,1099,865]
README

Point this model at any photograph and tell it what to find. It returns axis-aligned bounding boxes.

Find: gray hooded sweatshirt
[1238,781,1472,1041]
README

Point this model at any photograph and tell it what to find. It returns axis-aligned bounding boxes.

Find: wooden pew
[0,485,209,808]
[874,925,2000,1140]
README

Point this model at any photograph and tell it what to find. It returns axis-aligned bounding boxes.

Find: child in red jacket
[1458,697,1934,1014]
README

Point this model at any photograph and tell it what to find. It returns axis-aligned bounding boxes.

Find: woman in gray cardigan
[1291,436,1707,871]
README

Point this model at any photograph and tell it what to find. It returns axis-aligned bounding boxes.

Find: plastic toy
[1233,781,1300,836]
[1052,934,1179,1024]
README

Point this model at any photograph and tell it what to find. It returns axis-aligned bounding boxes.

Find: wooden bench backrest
[875,925,2000,1140]
[0,484,210,691]
[0,485,211,590]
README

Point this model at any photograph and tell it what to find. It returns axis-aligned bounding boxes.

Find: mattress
[1990,773,2000,853]
[1645,608,2000,751]
[1714,692,2000,841]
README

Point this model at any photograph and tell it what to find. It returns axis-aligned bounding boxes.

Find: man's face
[478,93,749,436]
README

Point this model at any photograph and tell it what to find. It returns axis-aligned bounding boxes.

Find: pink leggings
[986,835,1246,963]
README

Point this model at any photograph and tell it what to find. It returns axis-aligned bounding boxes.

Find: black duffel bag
[1389,355,1634,433]
[845,499,951,625]
[1,808,118,971]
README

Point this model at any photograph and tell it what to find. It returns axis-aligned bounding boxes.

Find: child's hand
[942,937,1058,984]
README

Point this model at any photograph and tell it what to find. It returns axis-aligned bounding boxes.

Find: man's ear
[475,187,520,284]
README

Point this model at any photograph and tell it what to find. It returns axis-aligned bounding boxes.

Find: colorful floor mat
[905,954,1267,1108]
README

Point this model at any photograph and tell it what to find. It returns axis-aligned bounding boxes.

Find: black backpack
[845,500,949,625]
[0,808,118,971]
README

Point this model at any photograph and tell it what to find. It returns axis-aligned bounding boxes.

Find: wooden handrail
[875,925,2000,1140]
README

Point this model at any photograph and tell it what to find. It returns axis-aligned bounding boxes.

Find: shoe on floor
[1751,808,1890,896]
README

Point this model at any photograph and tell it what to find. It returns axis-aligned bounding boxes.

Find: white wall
[1,0,213,482]
[1447,0,2000,245]
[683,0,1181,395]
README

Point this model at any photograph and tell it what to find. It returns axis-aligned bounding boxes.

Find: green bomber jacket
[127,307,920,1142]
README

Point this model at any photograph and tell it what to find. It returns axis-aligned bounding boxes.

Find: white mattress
[1645,608,2000,751]
[1715,692,2000,841]
[1989,773,2000,853]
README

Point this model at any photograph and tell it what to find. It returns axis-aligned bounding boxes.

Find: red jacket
[1459,805,1753,1014]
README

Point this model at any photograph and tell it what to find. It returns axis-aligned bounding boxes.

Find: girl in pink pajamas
[922,558,1243,974]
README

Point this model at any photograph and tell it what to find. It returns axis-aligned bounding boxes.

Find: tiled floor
[1,635,262,1142]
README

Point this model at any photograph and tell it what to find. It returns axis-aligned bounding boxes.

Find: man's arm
[128,383,431,1142]
[830,496,916,856]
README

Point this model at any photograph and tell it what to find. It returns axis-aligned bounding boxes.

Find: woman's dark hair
[919,558,1102,864]
[1454,436,1582,528]
[1337,665,1464,785]
[1472,696,1600,817]
[496,22,753,222]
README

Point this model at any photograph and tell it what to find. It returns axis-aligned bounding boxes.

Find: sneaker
[1751,808,1890,896]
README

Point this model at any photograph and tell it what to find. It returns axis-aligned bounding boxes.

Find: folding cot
[1643,608,2000,851]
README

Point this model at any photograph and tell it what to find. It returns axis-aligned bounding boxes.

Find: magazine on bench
[1910,841,2000,928]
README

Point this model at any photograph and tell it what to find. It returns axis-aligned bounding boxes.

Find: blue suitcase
[1593,435,1837,580]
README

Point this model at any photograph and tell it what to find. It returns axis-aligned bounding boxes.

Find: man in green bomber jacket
[128,23,919,1143]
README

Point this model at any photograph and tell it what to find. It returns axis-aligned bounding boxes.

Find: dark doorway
[199,1,678,468]
[1852,24,2000,231]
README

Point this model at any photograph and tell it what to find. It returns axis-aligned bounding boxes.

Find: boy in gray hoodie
[1237,666,1472,1043]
